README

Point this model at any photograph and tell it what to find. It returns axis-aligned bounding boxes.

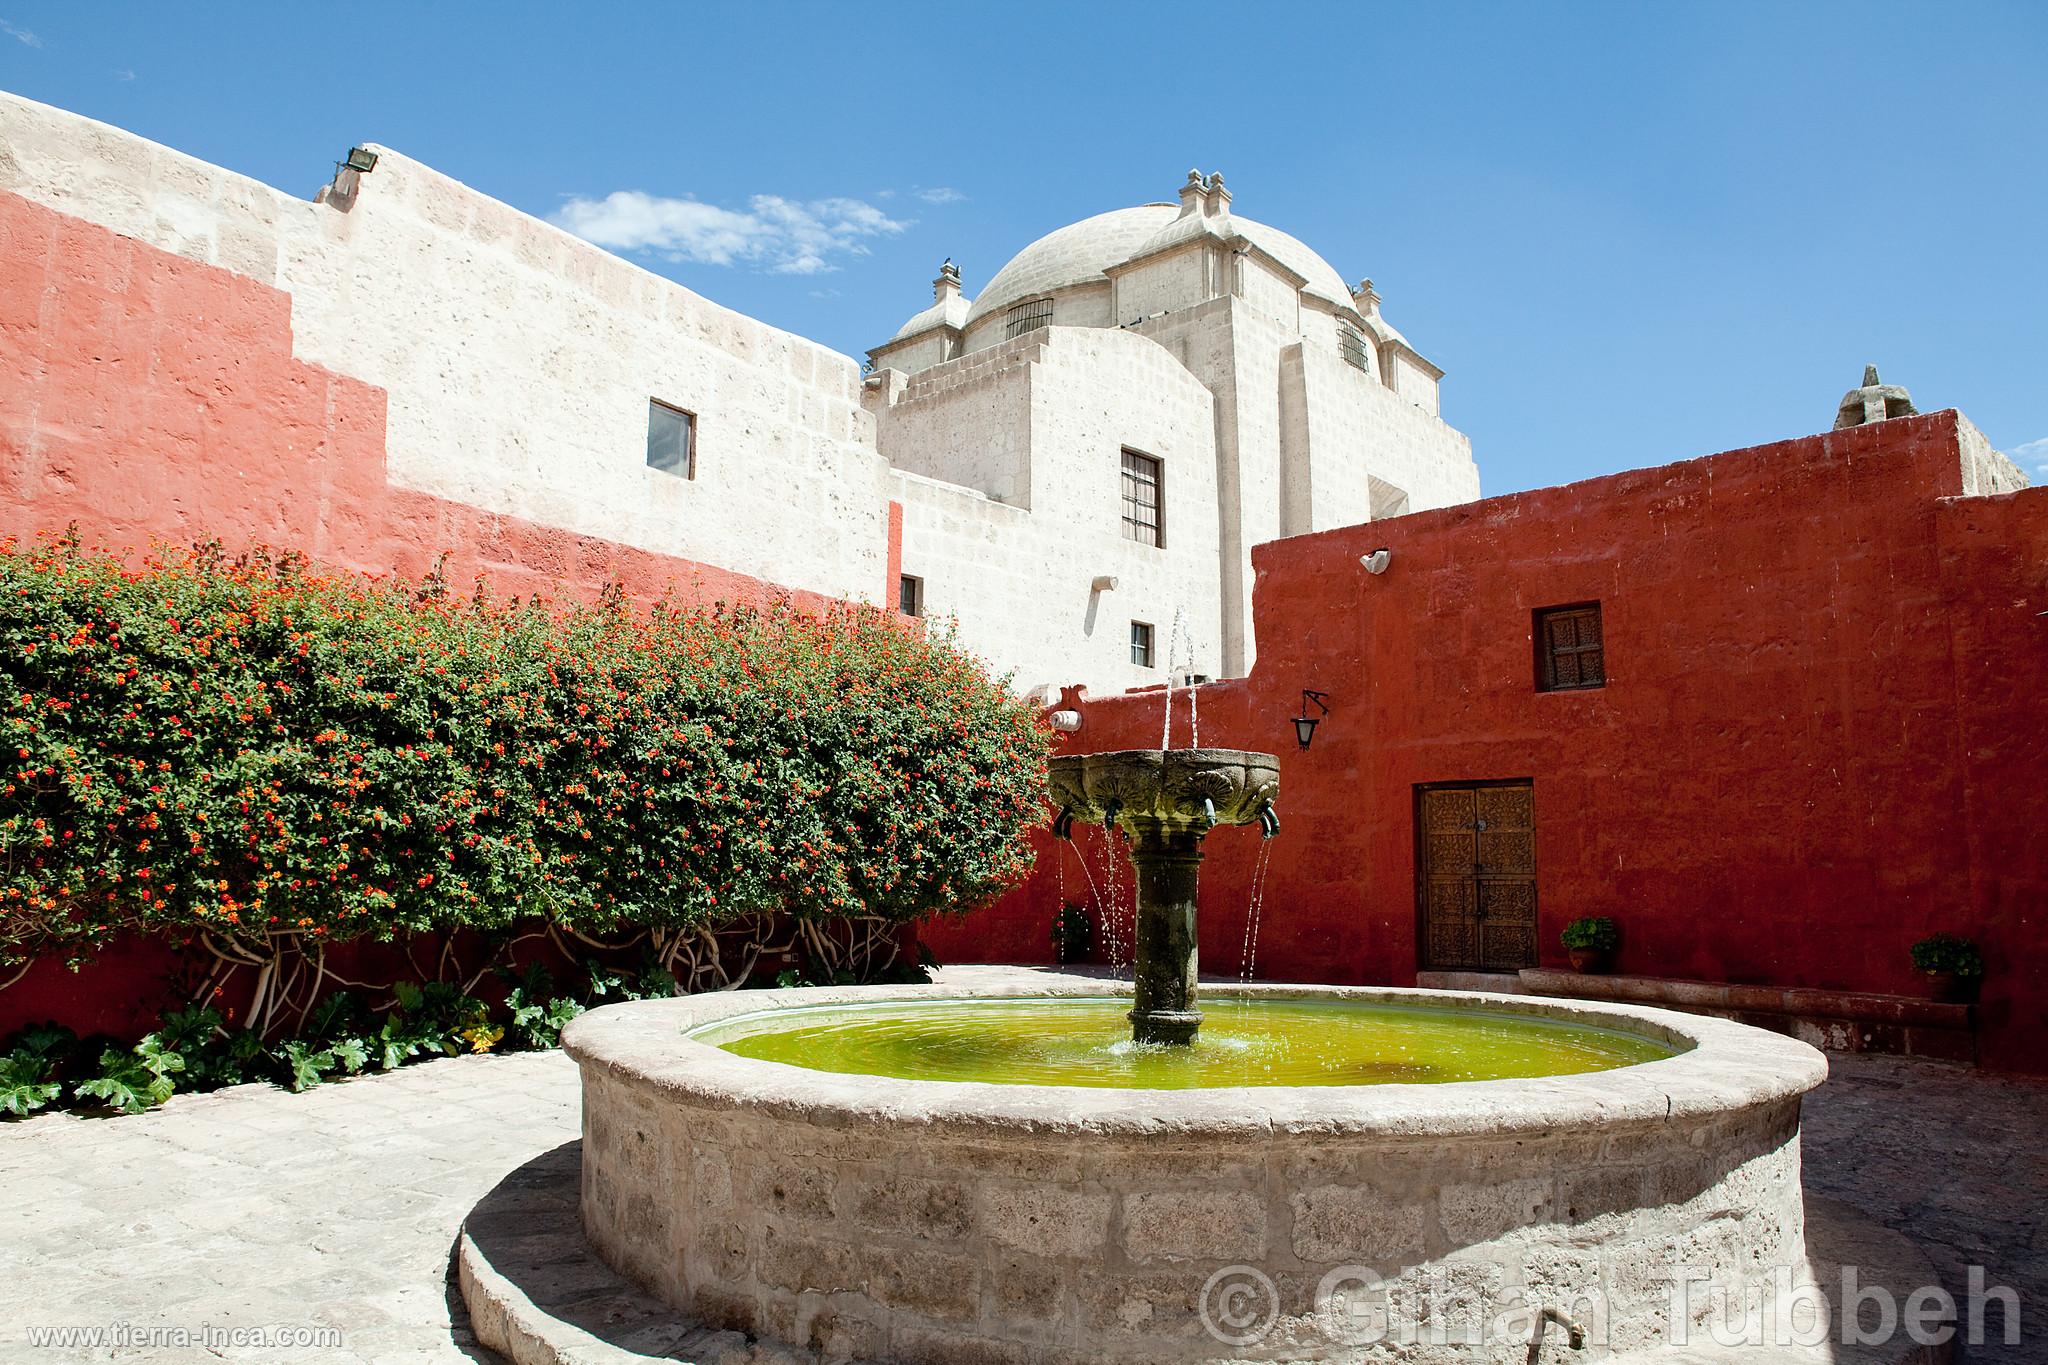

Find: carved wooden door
[1417,782,1537,972]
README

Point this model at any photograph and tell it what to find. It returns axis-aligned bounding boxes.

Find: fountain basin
[565,973,1826,1363]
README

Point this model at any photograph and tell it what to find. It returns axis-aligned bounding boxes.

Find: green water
[690,996,1678,1089]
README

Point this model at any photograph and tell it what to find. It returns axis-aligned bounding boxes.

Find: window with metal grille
[1535,604,1605,691]
[1121,449,1163,547]
[898,574,923,618]
[646,399,695,478]
[1339,324,1371,373]
[1130,620,1154,668]
[1005,297,1054,339]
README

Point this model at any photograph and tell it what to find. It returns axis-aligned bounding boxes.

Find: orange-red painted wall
[0,188,902,1037]
[928,413,2048,1073]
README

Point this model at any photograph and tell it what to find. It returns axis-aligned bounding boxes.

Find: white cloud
[551,189,908,276]
[113,68,135,81]
[2013,436,2048,477]
[915,186,967,204]
[0,17,43,46]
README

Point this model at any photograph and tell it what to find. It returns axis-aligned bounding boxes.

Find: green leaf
[0,1052,62,1117]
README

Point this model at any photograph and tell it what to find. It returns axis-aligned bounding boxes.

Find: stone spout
[1047,748,1278,1044]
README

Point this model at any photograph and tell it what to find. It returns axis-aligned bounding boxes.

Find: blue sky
[3,2,2044,494]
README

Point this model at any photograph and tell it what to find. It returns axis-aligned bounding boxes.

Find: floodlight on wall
[328,147,380,202]
[1091,575,1119,593]
[1292,689,1331,750]
[1361,547,1392,575]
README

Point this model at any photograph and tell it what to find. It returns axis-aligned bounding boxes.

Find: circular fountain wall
[564,975,1825,1363]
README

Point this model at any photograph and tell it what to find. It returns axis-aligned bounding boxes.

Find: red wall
[928,413,2048,1073]
[0,188,899,1038]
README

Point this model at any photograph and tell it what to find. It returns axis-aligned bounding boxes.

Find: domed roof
[964,200,1356,329]
[964,206,1176,328]
[886,289,971,344]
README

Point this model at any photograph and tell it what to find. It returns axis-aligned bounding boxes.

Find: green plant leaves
[74,1043,182,1114]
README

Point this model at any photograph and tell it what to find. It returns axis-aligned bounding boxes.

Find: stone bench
[1518,969,1975,1063]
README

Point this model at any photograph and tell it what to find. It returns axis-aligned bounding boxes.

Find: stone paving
[0,1036,2041,1363]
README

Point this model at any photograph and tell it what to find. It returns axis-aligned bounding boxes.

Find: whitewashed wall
[878,327,1222,694]
[0,91,893,603]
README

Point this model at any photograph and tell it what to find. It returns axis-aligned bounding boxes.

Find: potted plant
[1051,903,1093,965]
[1560,916,1620,974]
[1909,933,1983,1004]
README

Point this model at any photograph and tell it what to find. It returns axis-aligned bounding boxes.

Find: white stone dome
[886,289,970,343]
[964,200,1356,329]
[963,206,1175,329]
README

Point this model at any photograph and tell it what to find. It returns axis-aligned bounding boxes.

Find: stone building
[0,90,1476,696]
[865,172,1477,681]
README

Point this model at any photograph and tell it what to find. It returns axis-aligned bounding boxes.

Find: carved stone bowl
[1047,747,1278,833]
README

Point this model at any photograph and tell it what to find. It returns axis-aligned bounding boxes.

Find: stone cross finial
[1834,364,1918,430]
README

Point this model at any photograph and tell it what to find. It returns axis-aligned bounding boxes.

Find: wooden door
[1417,782,1537,972]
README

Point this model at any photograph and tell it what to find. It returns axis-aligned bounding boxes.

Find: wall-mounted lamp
[1361,547,1391,575]
[1090,575,1119,593]
[343,147,379,174]
[1292,689,1331,749]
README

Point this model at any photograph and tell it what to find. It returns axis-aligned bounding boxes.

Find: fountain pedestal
[1129,826,1203,1044]
[1047,748,1279,1045]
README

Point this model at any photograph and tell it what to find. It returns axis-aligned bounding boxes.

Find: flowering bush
[0,534,1050,1031]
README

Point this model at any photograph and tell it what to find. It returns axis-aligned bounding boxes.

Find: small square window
[646,399,695,478]
[898,574,923,618]
[1121,449,1163,548]
[1130,620,1154,668]
[1535,603,1605,691]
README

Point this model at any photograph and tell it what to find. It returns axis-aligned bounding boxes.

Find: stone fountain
[1046,747,1278,1044]
[482,745,1915,1365]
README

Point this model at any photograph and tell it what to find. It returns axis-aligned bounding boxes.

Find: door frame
[1412,778,1538,973]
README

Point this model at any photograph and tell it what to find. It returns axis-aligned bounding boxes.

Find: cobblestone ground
[0,1041,2041,1362]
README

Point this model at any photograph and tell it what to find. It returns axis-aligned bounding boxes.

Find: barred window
[1121,449,1163,547]
[1535,603,1605,691]
[646,400,695,478]
[1130,621,1154,668]
[1005,297,1054,339]
[1339,324,1371,373]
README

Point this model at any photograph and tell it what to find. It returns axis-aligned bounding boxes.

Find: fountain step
[457,1139,881,1365]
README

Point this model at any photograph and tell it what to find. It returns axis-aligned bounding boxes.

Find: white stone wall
[878,327,1222,694]
[1235,252,1304,333]
[1280,334,1480,530]
[0,90,893,604]
[867,329,953,378]
[1109,245,1206,323]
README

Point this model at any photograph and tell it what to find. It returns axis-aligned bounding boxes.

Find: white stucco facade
[1,93,1482,695]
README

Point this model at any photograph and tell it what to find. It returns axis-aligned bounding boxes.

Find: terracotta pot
[1924,970,1980,1005]
[1567,947,1614,974]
